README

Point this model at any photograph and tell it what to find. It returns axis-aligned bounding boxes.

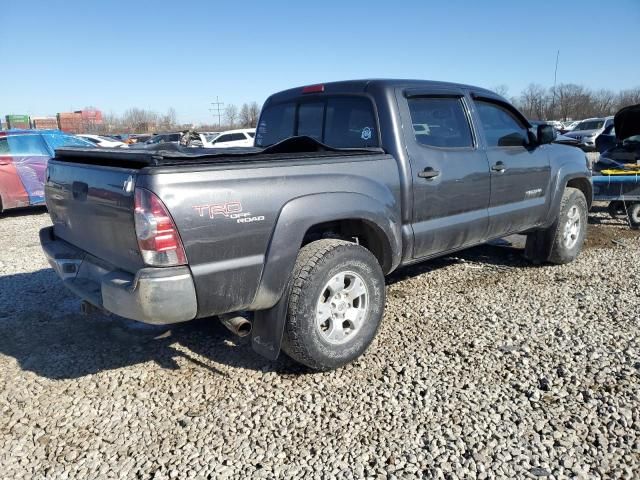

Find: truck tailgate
[45,160,145,273]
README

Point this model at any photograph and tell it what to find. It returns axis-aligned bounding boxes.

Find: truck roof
[267,78,501,102]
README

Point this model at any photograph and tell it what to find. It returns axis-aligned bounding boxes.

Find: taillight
[134,188,187,266]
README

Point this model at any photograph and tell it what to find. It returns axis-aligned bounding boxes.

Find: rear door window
[407,97,473,148]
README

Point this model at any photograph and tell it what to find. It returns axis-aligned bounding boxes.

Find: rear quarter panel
[139,154,401,317]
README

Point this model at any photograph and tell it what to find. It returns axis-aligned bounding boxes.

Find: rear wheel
[282,239,385,370]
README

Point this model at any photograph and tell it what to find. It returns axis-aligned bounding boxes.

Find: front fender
[249,192,401,310]
[542,147,592,228]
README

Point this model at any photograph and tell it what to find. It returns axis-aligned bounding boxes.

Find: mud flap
[524,227,554,264]
[251,288,290,360]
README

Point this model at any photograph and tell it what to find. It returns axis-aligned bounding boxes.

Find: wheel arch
[249,192,402,311]
[566,177,593,209]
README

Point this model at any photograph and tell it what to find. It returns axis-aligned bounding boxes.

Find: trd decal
[193,201,243,218]
[193,201,265,224]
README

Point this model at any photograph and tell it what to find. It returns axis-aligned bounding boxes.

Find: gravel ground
[0,205,638,479]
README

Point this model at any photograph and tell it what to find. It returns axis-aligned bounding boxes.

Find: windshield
[256,96,379,148]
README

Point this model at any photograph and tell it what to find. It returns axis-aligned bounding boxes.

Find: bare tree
[159,107,177,131]
[492,85,509,97]
[592,89,616,116]
[616,87,640,111]
[239,103,251,128]
[121,108,160,133]
[519,84,548,119]
[225,104,239,128]
[248,102,261,127]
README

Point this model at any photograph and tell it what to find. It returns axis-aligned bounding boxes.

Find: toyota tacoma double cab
[40,79,592,370]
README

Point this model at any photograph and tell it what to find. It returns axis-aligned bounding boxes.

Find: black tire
[281,239,385,371]
[525,187,588,265]
[628,203,640,230]
[608,201,624,219]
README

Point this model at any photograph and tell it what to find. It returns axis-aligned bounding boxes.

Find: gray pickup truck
[41,79,592,370]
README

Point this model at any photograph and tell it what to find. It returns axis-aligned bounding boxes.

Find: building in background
[5,114,31,129]
[57,112,83,133]
[31,116,59,130]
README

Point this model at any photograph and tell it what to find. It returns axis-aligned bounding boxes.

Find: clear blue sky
[1,0,639,124]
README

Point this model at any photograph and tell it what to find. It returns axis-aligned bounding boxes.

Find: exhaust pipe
[219,313,252,337]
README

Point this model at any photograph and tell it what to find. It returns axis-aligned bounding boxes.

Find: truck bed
[54,137,385,169]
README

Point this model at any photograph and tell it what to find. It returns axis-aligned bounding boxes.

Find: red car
[0,130,94,213]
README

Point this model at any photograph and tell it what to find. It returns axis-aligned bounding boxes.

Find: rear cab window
[256,96,378,148]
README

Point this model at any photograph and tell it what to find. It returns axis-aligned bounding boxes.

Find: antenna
[551,50,560,119]
[209,96,224,128]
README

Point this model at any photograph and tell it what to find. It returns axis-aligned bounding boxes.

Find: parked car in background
[595,124,616,153]
[529,120,581,147]
[200,132,221,147]
[129,132,182,149]
[0,130,94,213]
[563,116,614,151]
[561,120,581,133]
[128,134,152,144]
[546,120,564,132]
[205,128,255,148]
[77,134,128,148]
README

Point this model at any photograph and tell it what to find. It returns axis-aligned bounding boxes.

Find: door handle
[491,161,506,173]
[418,167,440,179]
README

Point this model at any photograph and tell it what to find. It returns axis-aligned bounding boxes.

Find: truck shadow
[0,269,303,380]
[0,240,531,380]
[387,237,530,286]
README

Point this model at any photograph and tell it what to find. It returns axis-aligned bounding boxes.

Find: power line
[209,96,224,127]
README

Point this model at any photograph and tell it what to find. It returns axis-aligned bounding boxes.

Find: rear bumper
[40,227,198,324]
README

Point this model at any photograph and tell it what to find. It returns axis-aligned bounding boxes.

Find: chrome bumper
[40,227,197,324]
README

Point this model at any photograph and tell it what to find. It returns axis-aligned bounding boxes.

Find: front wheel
[281,239,385,370]
[525,187,588,265]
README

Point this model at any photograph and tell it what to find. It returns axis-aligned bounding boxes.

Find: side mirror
[537,124,556,145]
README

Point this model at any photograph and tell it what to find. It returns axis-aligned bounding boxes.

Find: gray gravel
[1,205,638,479]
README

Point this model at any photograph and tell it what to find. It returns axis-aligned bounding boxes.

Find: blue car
[0,130,94,213]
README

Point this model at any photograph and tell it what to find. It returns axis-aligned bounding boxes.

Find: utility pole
[209,96,224,128]
[551,50,560,119]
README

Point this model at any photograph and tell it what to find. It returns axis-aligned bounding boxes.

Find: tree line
[99,102,261,134]
[497,83,640,121]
